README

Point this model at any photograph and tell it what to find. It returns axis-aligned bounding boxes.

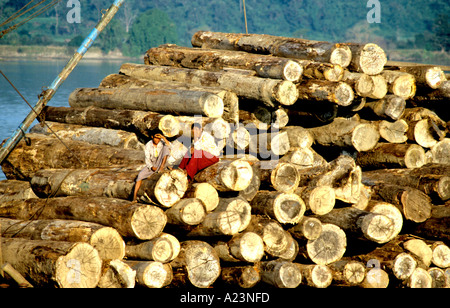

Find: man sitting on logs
[178,122,220,181]
[132,131,171,202]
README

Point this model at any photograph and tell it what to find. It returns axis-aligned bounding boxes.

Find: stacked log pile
[1,31,449,289]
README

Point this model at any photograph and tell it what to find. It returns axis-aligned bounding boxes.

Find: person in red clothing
[178,122,220,181]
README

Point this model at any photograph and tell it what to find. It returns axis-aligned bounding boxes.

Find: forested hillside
[0,0,449,64]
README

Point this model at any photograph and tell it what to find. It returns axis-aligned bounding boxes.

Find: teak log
[145,44,304,82]
[258,260,302,288]
[329,260,366,286]
[259,161,300,193]
[343,42,387,75]
[1,133,145,181]
[296,264,333,288]
[295,185,336,216]
[0,197,167,240]
[342,71,387,99]
[0,218,125,261]
[42,106,181,138]
[187,211,242,237]
[214,232,265,263]
[69,87,224,118]
[220,265,261,288]
[125,233,180,263]
[428,267,449,288]
[169,240,221,288]
[98,259,136,289]
[288,216,323,241]
[100,73,240,125]
[248,130,291,157]
[430,139,450,165]
[1,237,102,288]
[381,70,416,99]
[364,95,406,120]
[395,65,447,89]
[304,223,347,265]
[215,197,252,232]
[183,182,219,212]
[296,60,344,82]
[124,260,173,288]
[120,63,299,107]
[280,147,327,170]
[372,119,409,144]
[191,31,352,68]
[280,126,314,149]
[411,205,450,243]
[165,198,206,226]
[296,80,354,107]
[0,180,37,202]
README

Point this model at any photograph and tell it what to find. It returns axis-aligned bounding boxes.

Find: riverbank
[0,45,139,61]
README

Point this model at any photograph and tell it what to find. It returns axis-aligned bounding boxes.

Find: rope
[242,0,248,34]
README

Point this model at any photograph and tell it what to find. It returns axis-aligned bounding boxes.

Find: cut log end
[220,160,254,191]
[158,115,181,138]
[270,162,300,193]
[282,60,303,82]
[201,93,224,118]
[408,268,432,288]
[356,43,387,75]
[307,224,347,265]
[393,253,417,280]
[425,67,447,89]
[131,205,167,240]
[330,45,352,68]
[308,186,336,216]
[334,82,354,106]
[343,261,366,285]
[274,81,299,106]
[360,213,396,244]
[153,169,189,207]
[351,123,380,152]
[90,227,126,261]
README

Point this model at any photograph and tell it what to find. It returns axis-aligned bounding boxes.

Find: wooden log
[375,119,409,144]
[342,71,387,99]
[296,264,333,288]
[295,185,336,216]
[369,184,432,223]
[296,60,344,82]
[381,70,416,99]
[279,147,327,170]
[165,198,206,226]
[69,87,224,118]
[391,252,418,281]
[42,106,181,138]
[288,216,323,241]
[124,260,173,288]
[100,73,240,125]
[259,161,300,193]
[214,232,265,263]
[283,102,338,127]
[193,158,253,192]
[0,180,38,201]
[249,130,291,157]
[220,265,261,288]
[430,139,450,165]
[176,116,231,141]
[431,242,450,268]
[428,267,449,288]
[187,210,242,237]
[259,260,302,288]
[169,240,221,288]
[215,197,252,232]
[191,31,353,68]
[402,107,447,148]
[356,143,426,170]
[403,238,433,267]
[30,167,189,208]
[408,268,432,288]
[411,205,450,243]
[126,233,180,263]
[31,121,144,150]
[251,191,305,225]
[280,126,314,149]
[305,223,347,265]
[184,183,219,212]
[398,65,447,89]
[361,268,390,288]
[0,218,125,261]
[119,63,299,107]
[98,259,136,289]
[362,168,450,201]
[343,42,387,75]
[145,44,304,82]
[364,95,406,120]
[1,237,102,288]
[0,262,33,288]
[329,260,366,286]
[307,115,380,152]
[239,107,288,130]
[0,197,167,240]
[313,207,396,244]
[1,133,145,181]
[296,80,354,107]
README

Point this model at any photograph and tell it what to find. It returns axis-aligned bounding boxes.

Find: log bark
[119,63,299,107]
[0,197,167,240]
[307,115,380,152]
[343,42,387,75]
[98,259,136,289]
[42,106,181,138]
[100,73,240,125]
[69,87,224,118]
[126,233,180,263]
[193,158,253,192]
[169,240,221,288]
[296,60,344,82]
[397,65,447,89]
[0,218,125,261]
[192,31,352,68]
[251,191,305,225]
[356,143,426,170]
[364,95,406,120]
[1,237,102,288]
[220,265,261,288]
[0,180,38,201]
[145,44,304,82]
[305,223,347,265]
[259,260,302,288]
[214,232,265,263]
[124,260,173,288]
[296,80,354,107]
[296,264,333,288]
[342,71,387,99]
[381,70,416,99]
[1,133,145,181]
[184,183,219,212]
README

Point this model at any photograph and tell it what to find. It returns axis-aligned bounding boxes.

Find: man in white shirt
[178,122,220,181]
[132,132,171,202]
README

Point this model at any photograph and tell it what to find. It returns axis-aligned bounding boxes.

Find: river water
[0,59,126,180]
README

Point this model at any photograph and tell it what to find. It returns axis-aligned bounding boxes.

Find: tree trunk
[296,264,333,288]
[397,65,446,89]
[42,106,181,138]
[280,126,314,149]
[69,87,224,119]
[169,240,221,288]
[191,31,353,68]
[184,182,219,212]
[1,237,102,288]
[259,161,300,193]
[145,44,303,82]
[124,260,173,288]
[98,259,136,289]
[305,223,347,265]
[165,198,206,226]
[0,180,38,201]
[1,133,145,181]
[356,143,426,170]
[0,197,167,240]
[31,121,143,150]
[215,197,252,232]
[288,216,323,241]
[214,232,265,263]
[307,116,380,152]
[248,131,291,157]
[220,265,261,288]
[364,95,406,120]
[342,71,387,99]
[125,233,180,263]
[296,60,344,82]
[193,158,253,192]
[258,260,302,288]
[329,260,366,286]
[100,73,240,125]
[295,185,336,215]
[296,80,354,106]
[251,190,305,224]
[119,63,299,107]
[344,43,387,75]
[381,70,416,99]
[0,218,125,261]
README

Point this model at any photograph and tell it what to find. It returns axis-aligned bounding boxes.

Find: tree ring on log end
[404,144,426,169]
[273,193,305,224]
[220,160,253,191]
[351,123,380,152]
[358,43,387,75]
[274,81,299,106]
[283,60,303,82]
[131,205,167,240]
[201,93,224,118]
[158,115,181,138]
[154,169,189,207]
[307,224,346,265]
[330,45,352,68]
[334,82,354,106]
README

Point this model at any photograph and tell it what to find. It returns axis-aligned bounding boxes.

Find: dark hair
[191,122,202,130]
[150,129,163,137]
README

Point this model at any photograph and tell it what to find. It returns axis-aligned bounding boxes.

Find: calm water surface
[0,59,125,180]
